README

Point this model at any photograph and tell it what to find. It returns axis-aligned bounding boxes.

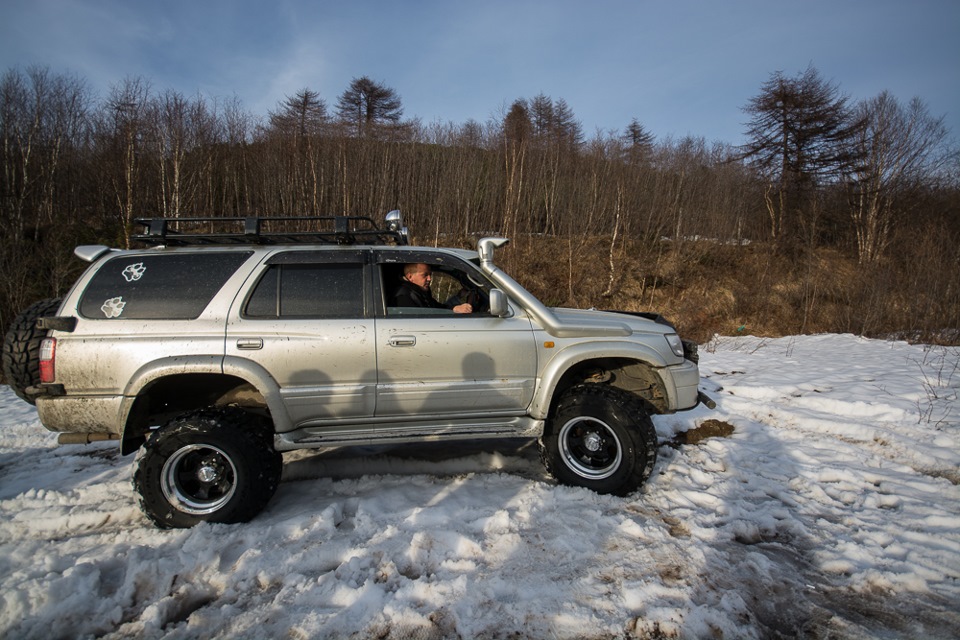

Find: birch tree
[848,92,951,263]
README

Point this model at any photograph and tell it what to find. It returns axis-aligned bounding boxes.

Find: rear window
[79,252,251,320]
[245,263,364,318]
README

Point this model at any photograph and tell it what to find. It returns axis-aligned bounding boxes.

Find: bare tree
[148,90,216,216]
[0,66,92,329]
[104,77,151,246]
[218,95,255,214]
[848,92,952,263]
[458,119,486,148]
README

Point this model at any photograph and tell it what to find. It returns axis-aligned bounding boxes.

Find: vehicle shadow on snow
[259,357,805,638]
[249,356,680,637]
[279,437,545,484]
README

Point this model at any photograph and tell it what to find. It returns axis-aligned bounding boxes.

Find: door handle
[236,338,263,350]
[388,335,416,347]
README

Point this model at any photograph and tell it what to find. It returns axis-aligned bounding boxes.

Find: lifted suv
[4,212,705,528]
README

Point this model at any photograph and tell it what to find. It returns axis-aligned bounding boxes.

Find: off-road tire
[2,297,62,404]
[541,384,658,496]
[133,406,283,528]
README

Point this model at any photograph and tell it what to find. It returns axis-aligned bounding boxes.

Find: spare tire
[2,297,62,404]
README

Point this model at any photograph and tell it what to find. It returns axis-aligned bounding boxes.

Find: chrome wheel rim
[558,417,622,480]
[161,444,237,514]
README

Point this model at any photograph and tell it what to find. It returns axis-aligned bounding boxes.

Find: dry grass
[500,234,960,345]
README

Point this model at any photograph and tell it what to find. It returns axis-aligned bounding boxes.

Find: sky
[2,0,959,146]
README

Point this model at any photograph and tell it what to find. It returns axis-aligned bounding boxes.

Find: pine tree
[268,88,327,138]
[335,76,403,138]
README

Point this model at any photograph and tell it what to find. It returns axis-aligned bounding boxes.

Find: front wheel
[542,384,658,496]
[133,407,282,528]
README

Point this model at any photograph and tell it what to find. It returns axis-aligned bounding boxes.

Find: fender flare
[221,356,291,432]
[119,355,292,447]
[530,340,670,419]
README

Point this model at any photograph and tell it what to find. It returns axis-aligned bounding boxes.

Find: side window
[383,262,492,316]
[245,263,364,318]
[79,252,251,320]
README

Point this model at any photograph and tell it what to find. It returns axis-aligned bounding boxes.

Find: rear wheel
[133,407,282,528]
[2,297,62,404]
[542,384,658,496]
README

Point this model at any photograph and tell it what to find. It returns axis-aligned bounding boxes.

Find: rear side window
[79,252,251,320]
[245,263,364,318]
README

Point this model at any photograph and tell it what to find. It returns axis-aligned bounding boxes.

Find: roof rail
[131,213,409,247]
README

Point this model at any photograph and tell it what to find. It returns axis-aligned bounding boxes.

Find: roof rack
[131,212,409,247]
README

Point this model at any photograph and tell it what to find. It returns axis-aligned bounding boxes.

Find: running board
[274,416,544,451]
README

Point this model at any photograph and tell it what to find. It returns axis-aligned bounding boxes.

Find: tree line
[1,65,958,343]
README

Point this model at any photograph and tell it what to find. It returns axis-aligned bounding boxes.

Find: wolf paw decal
[101,296,127,318]
[122,262,146,282]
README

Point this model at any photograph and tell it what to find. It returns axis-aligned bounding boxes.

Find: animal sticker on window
[102,297,126,318]
[122,262,146,282]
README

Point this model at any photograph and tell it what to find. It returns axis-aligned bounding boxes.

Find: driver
[394,263,473,313]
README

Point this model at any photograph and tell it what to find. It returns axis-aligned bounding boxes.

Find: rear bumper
[35,394,126,435]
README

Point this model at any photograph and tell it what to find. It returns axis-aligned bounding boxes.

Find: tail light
[39,338,56,383]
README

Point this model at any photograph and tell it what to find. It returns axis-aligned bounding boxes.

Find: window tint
[79,252,251,320]
[245,263,364,318]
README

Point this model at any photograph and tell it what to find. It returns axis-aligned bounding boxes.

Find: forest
[1,65,958,357]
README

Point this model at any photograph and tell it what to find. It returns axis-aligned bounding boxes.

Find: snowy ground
[1,334,958,639]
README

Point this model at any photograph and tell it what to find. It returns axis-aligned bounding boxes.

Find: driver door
[373,254,538,419]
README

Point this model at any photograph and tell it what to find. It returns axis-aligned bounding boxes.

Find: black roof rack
[131,214,409,247]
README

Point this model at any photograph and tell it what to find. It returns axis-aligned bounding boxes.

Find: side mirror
[489,289,509,317]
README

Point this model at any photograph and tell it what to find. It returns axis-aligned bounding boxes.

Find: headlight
[665,333,685,358]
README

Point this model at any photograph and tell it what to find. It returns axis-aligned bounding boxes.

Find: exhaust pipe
[57,433,120,445]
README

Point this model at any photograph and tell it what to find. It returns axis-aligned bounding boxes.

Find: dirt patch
[668,419,736,448]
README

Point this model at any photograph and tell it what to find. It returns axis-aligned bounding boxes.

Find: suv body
[21,214,704,527]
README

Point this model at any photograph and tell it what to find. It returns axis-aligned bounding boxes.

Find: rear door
[225,249,377,427]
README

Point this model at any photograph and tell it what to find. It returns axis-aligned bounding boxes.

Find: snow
[1,334,958,639]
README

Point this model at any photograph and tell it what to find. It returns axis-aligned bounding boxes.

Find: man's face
[406,265,432,291]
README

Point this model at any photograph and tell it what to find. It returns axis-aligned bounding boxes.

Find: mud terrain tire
[2,297,62,404]
[542,384,658,496]
[133,407,283,528]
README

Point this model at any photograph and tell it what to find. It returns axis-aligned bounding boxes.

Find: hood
[548,307,675,337]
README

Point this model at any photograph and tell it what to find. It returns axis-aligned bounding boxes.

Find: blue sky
[2,0,958,146]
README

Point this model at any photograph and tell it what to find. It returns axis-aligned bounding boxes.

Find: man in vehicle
[394,263,473,313]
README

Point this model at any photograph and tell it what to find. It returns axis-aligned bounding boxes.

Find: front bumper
[663,358,701,412]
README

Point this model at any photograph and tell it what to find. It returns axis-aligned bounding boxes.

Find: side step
[275,416,544,452]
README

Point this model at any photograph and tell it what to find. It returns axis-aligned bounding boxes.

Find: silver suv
[5,212,706,528]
